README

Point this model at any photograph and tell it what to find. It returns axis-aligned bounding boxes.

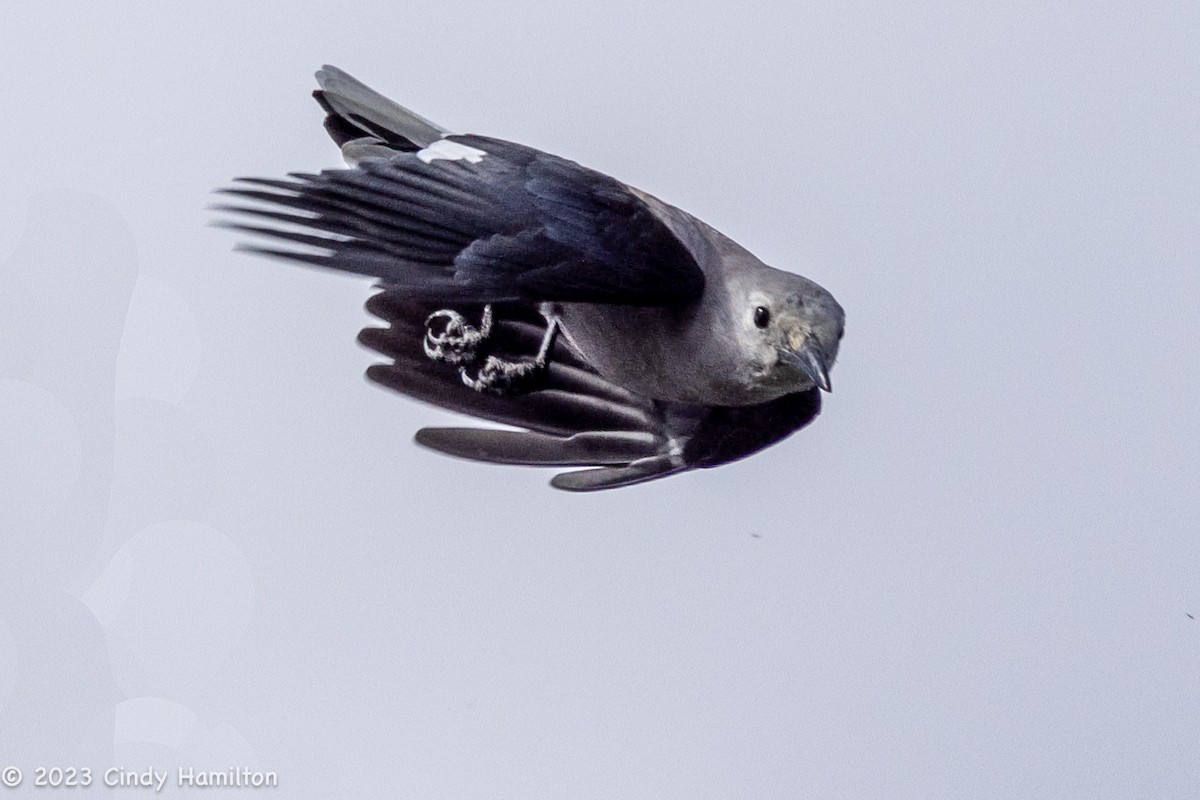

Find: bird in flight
[217,66,845,491]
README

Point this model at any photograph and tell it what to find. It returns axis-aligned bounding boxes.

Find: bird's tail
[313,65,449,154]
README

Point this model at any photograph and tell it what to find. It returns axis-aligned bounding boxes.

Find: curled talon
[460,355,548,396]
[458,317,558,396]
[423,306,493,365]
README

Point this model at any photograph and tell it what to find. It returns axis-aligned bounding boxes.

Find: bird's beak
[778,343,832,392]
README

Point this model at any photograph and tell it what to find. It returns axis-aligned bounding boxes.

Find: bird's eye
[753,306,770,328]
[837,326,845,340]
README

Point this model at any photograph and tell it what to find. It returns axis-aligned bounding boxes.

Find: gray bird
[217,66,845,491]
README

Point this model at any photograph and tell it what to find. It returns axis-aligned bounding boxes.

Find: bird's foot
[459,317,560,396]
[423,305,493,366]
[460,355,548,396]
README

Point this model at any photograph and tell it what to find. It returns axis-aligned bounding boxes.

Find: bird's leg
[423,304,493,366]
[461,318,560,396]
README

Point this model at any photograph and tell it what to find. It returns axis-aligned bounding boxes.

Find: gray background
[2,1,1197,797]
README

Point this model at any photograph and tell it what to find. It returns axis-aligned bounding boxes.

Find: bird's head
[738,270,844,393]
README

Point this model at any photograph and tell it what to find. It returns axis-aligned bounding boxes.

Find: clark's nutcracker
[217,66,845,491]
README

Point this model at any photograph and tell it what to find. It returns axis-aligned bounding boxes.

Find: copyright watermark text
[1,765,278,790]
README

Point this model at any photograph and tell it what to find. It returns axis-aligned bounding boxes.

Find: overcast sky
[2,1,1198,797]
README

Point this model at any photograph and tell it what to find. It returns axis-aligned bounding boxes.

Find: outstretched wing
[360,292,822,491]
[218,121,705,305]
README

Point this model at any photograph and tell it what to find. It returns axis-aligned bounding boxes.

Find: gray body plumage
[554,195,839,406]
[217,66,845,490]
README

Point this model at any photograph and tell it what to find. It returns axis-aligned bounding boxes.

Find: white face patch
[416,138,487,165]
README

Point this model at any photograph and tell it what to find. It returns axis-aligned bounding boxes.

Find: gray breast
[552,300,773,406]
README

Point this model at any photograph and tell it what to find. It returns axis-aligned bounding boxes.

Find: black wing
[360,293,821,492]
[217,135,705,306]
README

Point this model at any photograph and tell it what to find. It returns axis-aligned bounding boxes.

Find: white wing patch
[416,138,487,165]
